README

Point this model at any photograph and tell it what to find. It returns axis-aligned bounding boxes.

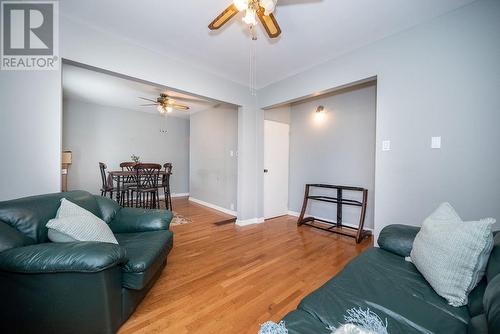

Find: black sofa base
[0,267,123,334]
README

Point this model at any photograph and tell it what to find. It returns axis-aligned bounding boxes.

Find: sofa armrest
[108,208,173,234]
[377,224,420,257]
[0,242,127,274]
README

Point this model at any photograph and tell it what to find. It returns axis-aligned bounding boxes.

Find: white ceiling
[60,0,476,88]
[62,64,223,118]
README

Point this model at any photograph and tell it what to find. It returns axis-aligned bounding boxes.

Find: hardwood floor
[119,197,373,334]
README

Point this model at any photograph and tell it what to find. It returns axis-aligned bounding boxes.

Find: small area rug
[170,212,192,226]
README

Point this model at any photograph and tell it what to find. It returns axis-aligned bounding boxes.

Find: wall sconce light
[313,105,327,125]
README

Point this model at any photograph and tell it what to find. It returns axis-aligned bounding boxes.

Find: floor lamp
[61,151,72,192]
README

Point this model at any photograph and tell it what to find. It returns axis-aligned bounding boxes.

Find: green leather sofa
[0,190,173,334]
[281,224,500,333]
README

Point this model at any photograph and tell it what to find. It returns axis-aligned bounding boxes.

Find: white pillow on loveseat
[46,198,118,244]
[408,202,495,306]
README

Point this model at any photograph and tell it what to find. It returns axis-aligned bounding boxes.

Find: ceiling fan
[139,93,191,114]
[209,0,281,39]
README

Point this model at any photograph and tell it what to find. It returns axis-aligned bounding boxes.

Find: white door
[264,120,290,219]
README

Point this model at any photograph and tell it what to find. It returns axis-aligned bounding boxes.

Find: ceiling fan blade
[139,97,158,103]
[172,104,190,111]
[208,4,239,30]
[169,95,206,103]
[140,103,158,106]
[257,9,281,38]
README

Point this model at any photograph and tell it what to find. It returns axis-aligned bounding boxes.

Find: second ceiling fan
[209,0,281,39]
[139,93,190,114]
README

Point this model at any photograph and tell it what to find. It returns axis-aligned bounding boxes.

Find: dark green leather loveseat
[282,224,500,333]
[0,190,173,334]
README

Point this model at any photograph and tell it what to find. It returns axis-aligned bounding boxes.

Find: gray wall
[63,98,190,195]
[288,84,376,228]
[0,70,62,201]
[260,0,500,236]
[190,107,238,211]
[264,105,291,124]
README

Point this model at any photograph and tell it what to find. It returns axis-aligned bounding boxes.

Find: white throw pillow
[409,202,495,306]
[46,198,118,244]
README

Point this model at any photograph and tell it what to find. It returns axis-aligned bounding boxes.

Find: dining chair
[161,163,173,210]
[120,162,137,207]
[130,163,162,209]
[99,162,115,199]
[120,162,136,171]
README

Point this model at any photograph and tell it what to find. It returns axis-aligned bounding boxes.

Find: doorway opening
[61,61,239,215]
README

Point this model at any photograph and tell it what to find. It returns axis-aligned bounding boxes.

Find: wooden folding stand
[297,184,371,243]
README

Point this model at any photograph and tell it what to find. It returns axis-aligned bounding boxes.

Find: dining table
[107,170,171,206]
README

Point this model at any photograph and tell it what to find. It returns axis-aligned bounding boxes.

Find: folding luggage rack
[297,184,371,243]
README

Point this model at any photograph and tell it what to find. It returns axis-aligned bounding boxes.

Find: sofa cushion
[282,309,331,334]
[467,314,488,334]
[291,248,469,333]
[486,233,500,282]
[0,221,34,252]
[109,208,172,234]
[115,230,173,290]
[94,196,121,224]
[484,274,500,333]
[468,279,487,317]
[0,191,101,243]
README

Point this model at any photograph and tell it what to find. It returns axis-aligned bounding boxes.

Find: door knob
[264,169,268,173]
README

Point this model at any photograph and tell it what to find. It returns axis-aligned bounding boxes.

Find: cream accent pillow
[409,203,495,306]
[46,198,118,244]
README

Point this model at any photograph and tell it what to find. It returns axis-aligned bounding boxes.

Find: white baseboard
[158,193,189,200]
[287,210,373,231]
[172,193,189,198]
[188,197,237,216]
[236,217,265,226]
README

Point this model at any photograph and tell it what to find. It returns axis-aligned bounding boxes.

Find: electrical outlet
[431,136,441,149]
[382,140,391,151]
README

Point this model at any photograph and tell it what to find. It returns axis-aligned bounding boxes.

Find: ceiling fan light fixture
[157,105,166,114]
[243,8,257,26]
[259,0,277,15]
[166,105,173,113]
[233,0,248,11]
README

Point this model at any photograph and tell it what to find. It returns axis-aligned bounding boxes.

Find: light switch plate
[382,140,391,151]
[431,136,441,149]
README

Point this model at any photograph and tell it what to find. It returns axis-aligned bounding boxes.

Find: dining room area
[100,161,173,210]
[61,62,239,216]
